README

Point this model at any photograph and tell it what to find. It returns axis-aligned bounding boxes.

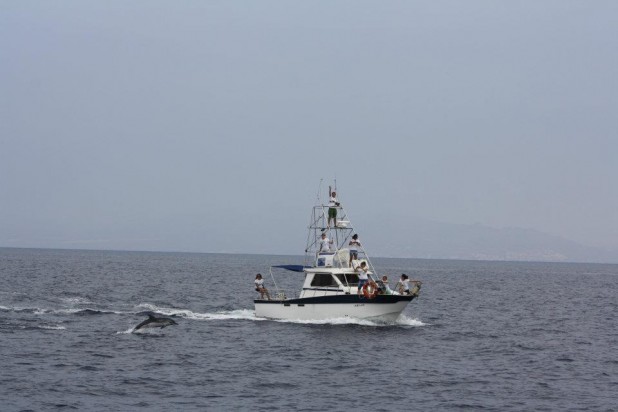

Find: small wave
[60,297,94,305]
[38,324,67,330]
[8,324,67,331]
[71,308,119,316]
[1,305,42,314]
[117,327,170,336]
[2,304,131,317]
[32,308,123,316]
[7,306,81,316]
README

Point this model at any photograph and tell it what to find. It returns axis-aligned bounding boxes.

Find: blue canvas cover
[272,265,306,272]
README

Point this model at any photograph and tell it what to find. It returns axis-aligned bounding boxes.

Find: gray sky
[1,1,617,256]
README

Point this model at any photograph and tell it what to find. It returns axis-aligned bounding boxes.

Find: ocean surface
[0,248,616,411]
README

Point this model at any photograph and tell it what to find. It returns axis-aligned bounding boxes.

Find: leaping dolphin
[133,314,177,331]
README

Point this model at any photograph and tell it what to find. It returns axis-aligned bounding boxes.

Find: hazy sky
[1,1,617,255]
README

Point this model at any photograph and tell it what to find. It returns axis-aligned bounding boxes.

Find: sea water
[0,248,615,411]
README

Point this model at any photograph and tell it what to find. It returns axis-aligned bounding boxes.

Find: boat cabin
[300,268,361,297]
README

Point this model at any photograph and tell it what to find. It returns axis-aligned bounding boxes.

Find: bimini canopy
[272,265,306,272]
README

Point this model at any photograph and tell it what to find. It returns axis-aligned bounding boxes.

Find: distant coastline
[2,246,617,265]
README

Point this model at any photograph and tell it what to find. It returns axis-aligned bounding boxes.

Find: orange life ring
[362,281,378,299]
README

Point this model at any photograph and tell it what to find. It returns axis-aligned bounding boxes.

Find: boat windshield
[310,273,339,287]
[335,273,359,286]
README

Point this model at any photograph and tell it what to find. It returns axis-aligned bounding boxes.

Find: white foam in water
[137,303,260,321]
[2,306,77,315]
[38,325,67,330]
[395,315,427,327]
[51,308,87,314]
[60,297,93,305]
[202,309,262,321]
[136,303,203,318]
[271,314,426,327]
[36,308,126,315]
[0,305,41,313]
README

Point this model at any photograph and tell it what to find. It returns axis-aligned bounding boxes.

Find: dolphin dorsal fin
[148,314,157,319]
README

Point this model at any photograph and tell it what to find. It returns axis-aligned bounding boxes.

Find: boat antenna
[316,179,323,205]
[305,179,324,265]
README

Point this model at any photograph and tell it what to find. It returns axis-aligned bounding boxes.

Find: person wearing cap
[254,274,271,300]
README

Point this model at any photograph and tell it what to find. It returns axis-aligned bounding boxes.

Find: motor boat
[254,184,421,321]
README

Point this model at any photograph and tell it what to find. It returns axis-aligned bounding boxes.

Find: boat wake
[0,304,126,316]
[270,314,426,327]
[136,303,261,321]
[3,302,425,329]
[137,303,425,327]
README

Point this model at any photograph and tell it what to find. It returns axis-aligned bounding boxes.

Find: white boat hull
[255,296,414,322]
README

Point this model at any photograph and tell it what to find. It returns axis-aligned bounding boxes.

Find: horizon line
[1,245,617,266]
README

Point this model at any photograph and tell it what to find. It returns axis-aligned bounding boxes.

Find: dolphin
[133,314,177,331]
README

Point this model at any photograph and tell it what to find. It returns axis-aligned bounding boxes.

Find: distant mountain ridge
[361,217,617,263]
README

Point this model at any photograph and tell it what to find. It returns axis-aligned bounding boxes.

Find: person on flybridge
[327,186,340,228]
[318,232,333,253]
[348,234,361,266]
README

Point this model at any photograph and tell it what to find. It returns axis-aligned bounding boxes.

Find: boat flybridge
[254,186,421,322]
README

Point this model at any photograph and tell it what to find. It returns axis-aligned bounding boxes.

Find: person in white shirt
[254,273,271,300]
[378,275,392,295]
[348,234,361,266]
[327,186,340,228]
[397,274,421,295]
[356,261,370,297]
[318,232,333,253]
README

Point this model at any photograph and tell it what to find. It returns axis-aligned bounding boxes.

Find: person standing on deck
[397,274,421,295]
[327,186,340,228]
[348,234,361,266]
[356,261,370,297]
[379,275,393,295]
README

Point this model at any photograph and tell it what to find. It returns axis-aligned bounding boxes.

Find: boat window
[335,273,359,285]
[310,273,338,287]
